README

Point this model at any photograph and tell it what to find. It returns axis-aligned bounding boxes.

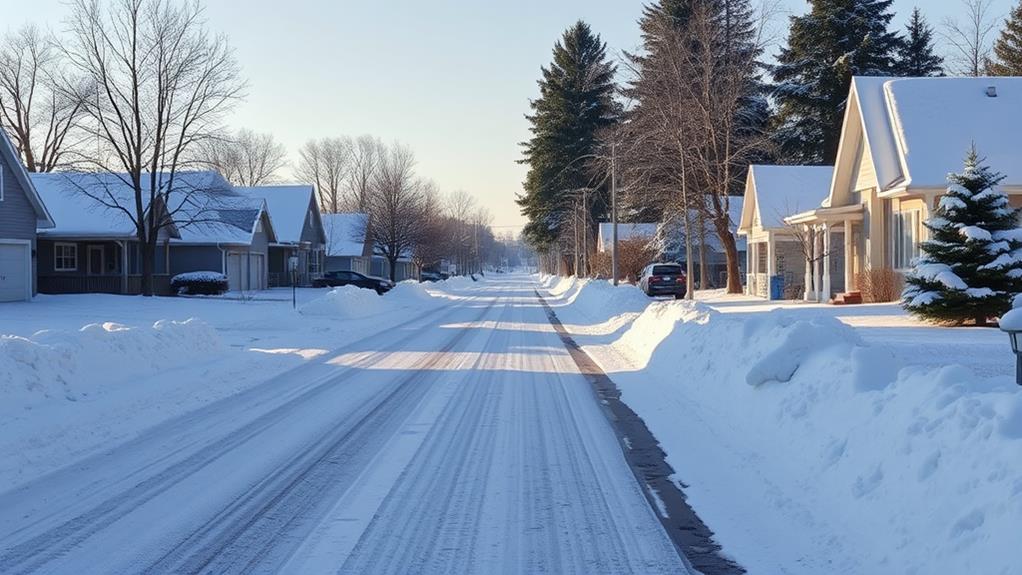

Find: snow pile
[0,319,222,408]
[386,281,443,307]
[552,282,1022,574]
[299,285,388,318]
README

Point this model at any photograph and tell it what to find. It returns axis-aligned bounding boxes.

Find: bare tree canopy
[60,0,245,295]
[0,24,86,172]
[363,144,427,281]
[195,128,288,186]
[943,0,1000,76]
[296,136,352,213]
[346,135,385,212]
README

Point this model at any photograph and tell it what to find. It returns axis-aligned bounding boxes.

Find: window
[309,249,322,274]
[892,210,921,269]
[54,243,78,271]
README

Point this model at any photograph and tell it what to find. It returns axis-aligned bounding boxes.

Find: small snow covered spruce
[903,148,1022,325]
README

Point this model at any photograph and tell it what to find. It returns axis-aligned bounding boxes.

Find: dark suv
[313,271,394,294]
[639,263,686,299]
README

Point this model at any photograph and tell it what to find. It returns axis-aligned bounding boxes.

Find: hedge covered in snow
[171,271,229,295]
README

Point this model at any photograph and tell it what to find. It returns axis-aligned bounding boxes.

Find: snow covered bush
[171,271,229,295]
[903,148,1022,325]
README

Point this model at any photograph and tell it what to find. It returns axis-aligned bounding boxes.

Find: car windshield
[652,265,682,275]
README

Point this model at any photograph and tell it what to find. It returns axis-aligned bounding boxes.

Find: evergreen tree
[903,148,1022,325]
[989,1,1022,76]
[772,0,901,164]
[896,7,944,76]
[517,21,617,253]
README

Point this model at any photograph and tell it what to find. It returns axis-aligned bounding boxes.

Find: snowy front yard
[0,283,451,492]
[544,277,1022,575]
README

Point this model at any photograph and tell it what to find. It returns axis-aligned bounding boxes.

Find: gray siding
[170,245,223,275]
[0,150,38,295]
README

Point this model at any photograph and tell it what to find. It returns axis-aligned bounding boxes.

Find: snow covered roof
[323,212,369,257]
[31,172,178,238]
[0,130,54,228]
[597,223,658,252]
[236,185,324,245]
[173,194,273,245]
[743,165,834,231]
[850,76,903,191]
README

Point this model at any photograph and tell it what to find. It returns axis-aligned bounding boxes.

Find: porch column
[745,242,753,295]
[803,225,814,301]
[822,222,832,302]
[843,219,854,292]
[812,226,822,303]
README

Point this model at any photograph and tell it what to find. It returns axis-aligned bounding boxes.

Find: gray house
[169,193,276,292]
[0,130,55,302]
[237,185,326,287]
[322,212,372,275]
[30,172,180,295]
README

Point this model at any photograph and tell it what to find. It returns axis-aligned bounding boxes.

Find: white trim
[54,242,78,272]
[0,163,5,201]
[0,239,32,301]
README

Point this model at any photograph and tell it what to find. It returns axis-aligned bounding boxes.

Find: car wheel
[674,293,684,300]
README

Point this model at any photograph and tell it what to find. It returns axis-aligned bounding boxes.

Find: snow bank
[386,281,443,307]
[550,280,1022,574]
[0,319,222,409]
[298,285,389,318]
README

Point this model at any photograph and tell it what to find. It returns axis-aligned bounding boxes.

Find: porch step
[832,291,863,305]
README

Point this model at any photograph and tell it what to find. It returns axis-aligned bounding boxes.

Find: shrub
[591,238,656,282]
[171,271,229,296]
[860,267,901,303]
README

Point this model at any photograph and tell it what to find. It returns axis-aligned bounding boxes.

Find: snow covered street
[0,277,691,574]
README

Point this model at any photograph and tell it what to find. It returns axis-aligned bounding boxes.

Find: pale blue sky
[4,0,1017,230]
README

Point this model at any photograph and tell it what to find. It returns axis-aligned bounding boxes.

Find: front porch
[36,238,174,295]
[786,205,863,303]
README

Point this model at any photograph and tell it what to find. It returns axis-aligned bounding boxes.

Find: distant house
[739,165,834,299]
[596,223,658,253]
[30,172,182,295]
[237,185,326,287]
[785,76,1022,302]
[169,191,277,292]
[371,255,419,282]
[322,212,372,275]
[0,130,55,302]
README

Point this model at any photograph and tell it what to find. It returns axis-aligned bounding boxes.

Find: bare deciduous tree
[61,0,245,295]
[0,24,86,172]
[363,144,427,281]
[296,137,351,213]
[196,128,288,186]
[943,0,999,76]
[346,135,384,211]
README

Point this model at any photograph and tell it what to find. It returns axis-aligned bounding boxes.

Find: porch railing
[39,274,173,296]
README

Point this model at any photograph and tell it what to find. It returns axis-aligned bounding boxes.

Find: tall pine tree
[772,0,901,164]
[896,7,944,76]
[989,1,1022,76]
[517,21,617,253]
[903,148,1022,325]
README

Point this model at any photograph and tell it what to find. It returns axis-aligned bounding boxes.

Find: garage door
[226,253,243,292]
[0,241,30,302]
[248,254,264,291]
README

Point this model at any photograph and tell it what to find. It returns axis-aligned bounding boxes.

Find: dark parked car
[313,271,394,294]
[639,263,686,299]
[420,271,442,282]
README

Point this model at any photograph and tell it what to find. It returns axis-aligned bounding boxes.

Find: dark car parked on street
[639,263,686,299]
[313,271,395,294]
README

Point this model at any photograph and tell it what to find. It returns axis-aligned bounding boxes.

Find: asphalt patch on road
[536,290,744,575]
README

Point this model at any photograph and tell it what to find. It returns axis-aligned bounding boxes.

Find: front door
[87,246,105,275]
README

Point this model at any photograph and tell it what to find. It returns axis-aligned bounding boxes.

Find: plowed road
[0,277,692,574]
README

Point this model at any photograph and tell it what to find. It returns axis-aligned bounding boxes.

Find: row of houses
[0,133,417,302]
[739,75,1022,302]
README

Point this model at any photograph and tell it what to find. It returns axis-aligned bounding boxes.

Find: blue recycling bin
[769,275,785,300]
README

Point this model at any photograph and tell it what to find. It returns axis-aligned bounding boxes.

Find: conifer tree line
[518,0,1022,293]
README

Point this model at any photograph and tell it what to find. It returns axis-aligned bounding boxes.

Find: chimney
[987,86,998,98]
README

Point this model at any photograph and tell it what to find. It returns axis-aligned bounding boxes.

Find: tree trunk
[698,208,709,289]
[713,215,743,294]
[387,255,398,282]
[140,238,156,296]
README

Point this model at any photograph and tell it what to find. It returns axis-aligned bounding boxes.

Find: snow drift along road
[548,277,1022,575]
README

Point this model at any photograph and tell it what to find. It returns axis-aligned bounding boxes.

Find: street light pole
[611,141,619,286]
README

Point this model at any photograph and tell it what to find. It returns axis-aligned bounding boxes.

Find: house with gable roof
[322,212,372,275]
[236,185,326,287]
[786,76,1022,302]
[0,129,55,302]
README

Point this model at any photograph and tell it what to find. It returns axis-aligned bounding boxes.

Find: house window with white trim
[892,210,921,269]
[54,243,78,271]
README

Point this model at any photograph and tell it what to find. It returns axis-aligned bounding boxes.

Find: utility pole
[611,141,619,286]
